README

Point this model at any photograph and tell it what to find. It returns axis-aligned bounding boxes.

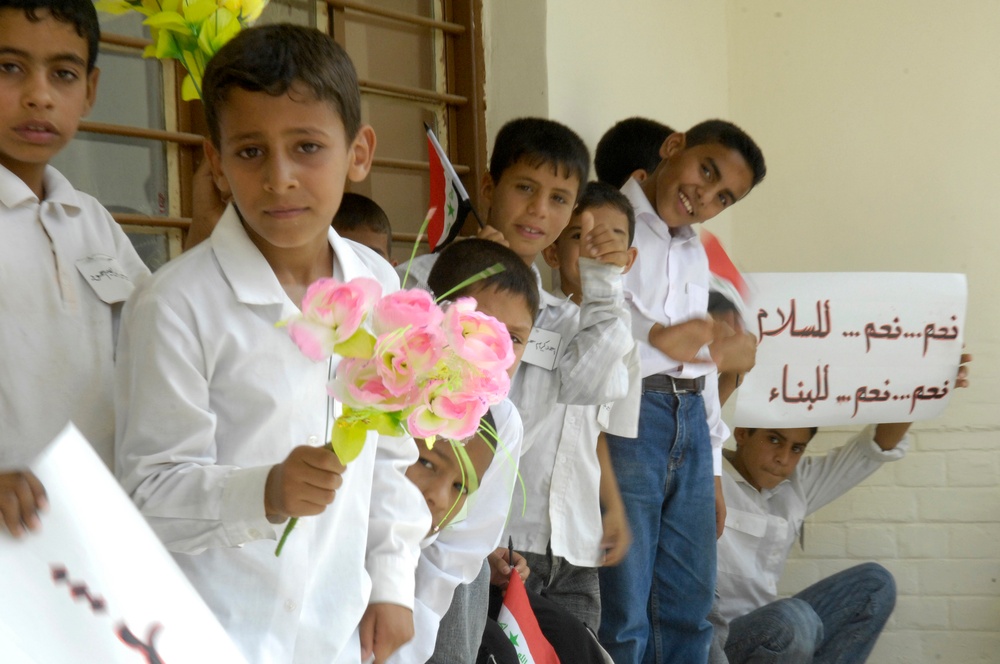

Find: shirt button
[284,600,297,612]
[249,528,261,538]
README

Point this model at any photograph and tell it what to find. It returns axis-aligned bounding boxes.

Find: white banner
[731,273,966,428]
[0,424,247,664]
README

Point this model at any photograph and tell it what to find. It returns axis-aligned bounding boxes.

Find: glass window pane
[363,96,441,162]
[364,168,429,242]
[51,134,169,217]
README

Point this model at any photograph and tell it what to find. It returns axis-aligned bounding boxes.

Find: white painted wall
[727,2,1000,660]
[484,1,999,660]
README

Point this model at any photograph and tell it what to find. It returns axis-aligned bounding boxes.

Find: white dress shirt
[389,398,523,664]
[620,177,728,473]
[0,165,148,469]
[715,425,909,625]
[115,206,429,663]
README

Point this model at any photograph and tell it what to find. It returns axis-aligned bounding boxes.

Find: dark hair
[428,239,540,321]
[489,118,589,203]
[685,119,767,190]
[2,0,100,71]
[333,193,392,244]
[574,181,637,247]
[745,427,819,440]
[201,24,361,147]
[594,117,675,188]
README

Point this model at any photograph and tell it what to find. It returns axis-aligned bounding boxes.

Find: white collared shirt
[115,206,428,663]
[0,165,148,470]
[620,177,728,473]
[389,398,524,664]
[715,425,909,625]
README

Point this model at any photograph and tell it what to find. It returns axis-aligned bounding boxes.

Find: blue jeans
[724,563,896,664]
[599,391,716,664]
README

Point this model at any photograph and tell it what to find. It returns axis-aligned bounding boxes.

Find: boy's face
[204,85,374,256]
[732,427,813,491]
[644,133,753,229]
[336,227,394,265]
[468,284,534,377]
[543,203,635,301]
[480,160,579,265]
[0,9,98,188]
[406,436,494,534]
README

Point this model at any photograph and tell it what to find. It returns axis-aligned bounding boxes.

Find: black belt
[642,374,705,394]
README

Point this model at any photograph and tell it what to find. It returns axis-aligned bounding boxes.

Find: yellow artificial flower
[97,0,269,100]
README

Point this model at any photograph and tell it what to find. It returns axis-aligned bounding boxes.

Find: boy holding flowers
[114,25,427,663]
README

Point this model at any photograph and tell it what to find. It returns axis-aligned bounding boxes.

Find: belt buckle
[669,376,685,394]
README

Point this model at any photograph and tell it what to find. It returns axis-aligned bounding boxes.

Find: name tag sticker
[76,254,134,304]
[597,402,612,429]
[522,327,562,370]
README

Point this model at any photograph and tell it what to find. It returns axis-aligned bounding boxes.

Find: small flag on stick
[701,229,748,315]
[496,568,560,664]
[424,123,477,251]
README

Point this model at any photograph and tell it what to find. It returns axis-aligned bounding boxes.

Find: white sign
[731,273,966,428]
[0,425,247,664]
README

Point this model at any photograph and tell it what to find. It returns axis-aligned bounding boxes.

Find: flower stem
[274,517,298,557]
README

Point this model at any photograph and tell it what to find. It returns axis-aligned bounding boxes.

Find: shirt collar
[0,164,80,210]
[621,176,696,244]
[211,204,378,310]
[722,447,791,497]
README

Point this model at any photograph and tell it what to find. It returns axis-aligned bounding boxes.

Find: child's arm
[596,433,632,566]
[555,257,636,405]
[115,286,285,553]
[362,432,433,662]
[0,470,47,537]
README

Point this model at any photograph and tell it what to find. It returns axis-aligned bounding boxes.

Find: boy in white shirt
[600,120,765,663]
[0,0,148,536]
[114,25,427,663]
[504,181,639,629]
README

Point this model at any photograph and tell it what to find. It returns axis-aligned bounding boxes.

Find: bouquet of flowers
[96,0,269,100]
[275,267,513,554]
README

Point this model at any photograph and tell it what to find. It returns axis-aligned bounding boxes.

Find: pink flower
[330,357,408,412]
[374,326,446,399]
[286,277,382,360]
[407,391,490,441]
[442,298,516,374]
[373,289,444,336]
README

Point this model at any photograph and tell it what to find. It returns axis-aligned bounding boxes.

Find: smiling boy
[114,25,427,664]
[599,119,766,663]
[0,0,148,536]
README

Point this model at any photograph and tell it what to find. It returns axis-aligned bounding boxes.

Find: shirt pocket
[725,508,768,537]
[686,282,709,315]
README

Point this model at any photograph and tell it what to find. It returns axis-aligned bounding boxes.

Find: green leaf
[154,28,182,60]
[330,419,368,464]
[144,11,194,36]
[368,411,405,437]
[184,0,220,24]
[333,328,376,359]
[181,73,201,101]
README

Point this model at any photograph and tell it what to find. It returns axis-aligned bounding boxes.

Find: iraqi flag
[425,123,471,251]
[496,569,560,664]
[701,229,748,317]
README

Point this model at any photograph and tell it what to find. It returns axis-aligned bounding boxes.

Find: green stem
[274,517,297,556]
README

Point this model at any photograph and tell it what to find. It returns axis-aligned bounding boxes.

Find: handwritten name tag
[522,327,562,370]
[597,402,612,429]
[75,254,135,304]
